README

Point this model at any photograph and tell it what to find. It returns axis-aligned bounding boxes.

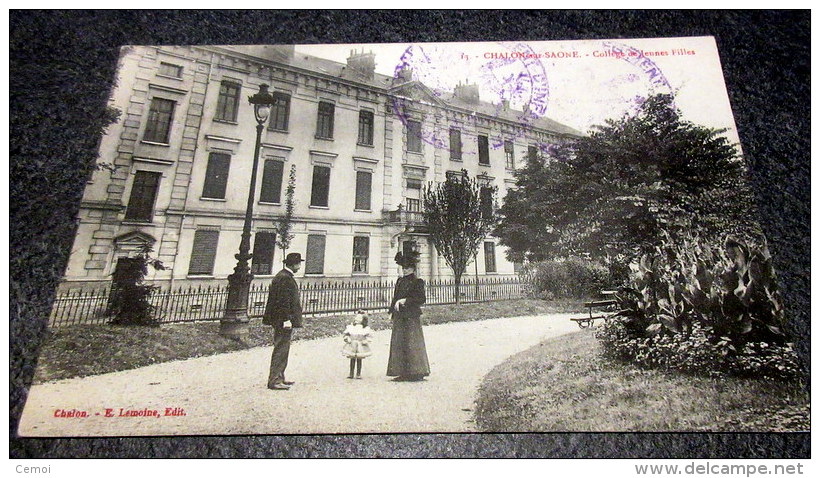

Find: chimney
[501,99,510,110]
[454,81,480,103]
[395,65,414,82]
[346,49,376,80]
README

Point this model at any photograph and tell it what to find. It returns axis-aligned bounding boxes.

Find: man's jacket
[262,268,303,327]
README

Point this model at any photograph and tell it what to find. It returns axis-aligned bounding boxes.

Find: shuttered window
[188,230,219,275]
[316,101,335,139]
[251,231,277,275]
[305,234,326,274]
[358,110,374,145]
[484,242,497,273]
[268,92,290,131]
[449,128,462,160]
[478,135,490,165]
[480,186,493,219]
[310,165,331,207]
[259,159,284,203]
[215,81,241,122]
[202,152,231,199]
[144,97,175,143]
[124,171,161,222]
[352,236,370,273]
[406,119,422,153]
[355,171,372,210]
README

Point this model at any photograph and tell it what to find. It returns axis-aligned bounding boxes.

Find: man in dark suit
[263,252,304,390]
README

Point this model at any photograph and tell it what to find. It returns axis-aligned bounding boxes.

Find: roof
[217,45,582,137]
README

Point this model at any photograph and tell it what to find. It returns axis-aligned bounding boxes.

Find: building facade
[61,45,580,290]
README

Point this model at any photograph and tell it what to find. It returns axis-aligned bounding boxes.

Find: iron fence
[48,276,530,327]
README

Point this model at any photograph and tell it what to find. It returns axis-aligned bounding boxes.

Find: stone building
[61,44,580,290]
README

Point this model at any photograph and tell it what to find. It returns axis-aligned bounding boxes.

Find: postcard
[17,37,807,437]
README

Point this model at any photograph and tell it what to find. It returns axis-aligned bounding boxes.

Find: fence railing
[48,276,530,327]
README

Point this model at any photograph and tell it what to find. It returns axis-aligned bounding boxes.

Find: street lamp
[220,83,275,340]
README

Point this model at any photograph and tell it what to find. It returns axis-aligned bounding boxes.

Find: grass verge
[33,298,580,384]
[474,329,809,432]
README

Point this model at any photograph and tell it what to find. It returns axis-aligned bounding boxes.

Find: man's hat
[394,250,420,268]
[284,252,305,265]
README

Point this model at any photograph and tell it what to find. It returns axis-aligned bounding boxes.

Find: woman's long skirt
[386,313,430,377]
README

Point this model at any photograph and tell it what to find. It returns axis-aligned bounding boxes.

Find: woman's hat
[394,250,420,268]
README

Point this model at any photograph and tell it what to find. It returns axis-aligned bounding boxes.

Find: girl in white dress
[342,311,373,379]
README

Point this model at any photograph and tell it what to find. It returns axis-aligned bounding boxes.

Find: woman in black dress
[386,250,430,381]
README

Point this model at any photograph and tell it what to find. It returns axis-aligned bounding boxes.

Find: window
[188,229,219,275]
[269,92,290,131]
[406,120,422,153]
[144,97,175,143]
[316,101,335,139]
[215,81,241,122]
[513,261,524,273]
[310,165,331,207]
[449,128,462,160]
[528,144,539,162]
[259,159,284,204]
[305,234,326,274]
[484,242,497,273]
[124,171,161,222]
[158,62,182,78]
[201,152,231,199]
[480,186,494,219]
[352,236,370,273]
[355,171,372,210]
[477,135,490,165]
[358,110,374,146]
[405,178,422,212]
[504,140,515,169]
[251,231,277,275]
[406,198,422,212]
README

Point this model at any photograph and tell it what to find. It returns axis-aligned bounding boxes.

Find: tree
[107,243,165,326]
[495,93,761,266]
[424,170,497,303]
[274,164,297,257]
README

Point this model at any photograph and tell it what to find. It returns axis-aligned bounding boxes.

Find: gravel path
[18,314,580,436]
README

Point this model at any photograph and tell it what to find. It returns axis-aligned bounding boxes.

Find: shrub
[527,257,611,300]
[106,244,165,326]
[597,233,802,381]
[596,320,802,381]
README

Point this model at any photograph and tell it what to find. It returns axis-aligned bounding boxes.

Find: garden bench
[570,289,618,328]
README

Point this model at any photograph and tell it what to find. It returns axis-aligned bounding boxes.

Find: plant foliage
[596,234,800,380]
[495,94,762,264]
[106,244,165,326]
[423,170,497,303]
[526,257,611,300]
[274,164,297,256]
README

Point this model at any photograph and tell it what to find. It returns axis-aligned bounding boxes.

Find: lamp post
[220,84,275,340]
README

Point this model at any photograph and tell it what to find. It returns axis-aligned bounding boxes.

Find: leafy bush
[106,244,165,326]
[597,233,802,381]
[526,257,611,300]
[597,320,802,381]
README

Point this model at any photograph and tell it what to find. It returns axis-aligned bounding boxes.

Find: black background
[10,10,810,458]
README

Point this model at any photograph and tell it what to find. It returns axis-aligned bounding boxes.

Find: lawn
[474,329,809,432]
[32,298,580,384]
